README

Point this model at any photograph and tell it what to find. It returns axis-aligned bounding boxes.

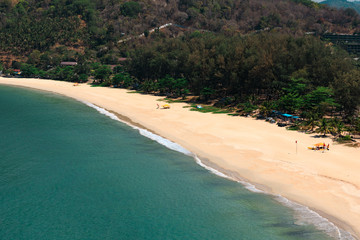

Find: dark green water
[0,85,340,239]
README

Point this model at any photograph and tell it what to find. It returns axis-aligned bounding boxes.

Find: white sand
[1,77,359,238]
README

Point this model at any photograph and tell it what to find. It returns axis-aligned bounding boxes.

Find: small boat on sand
[308,142,329,150]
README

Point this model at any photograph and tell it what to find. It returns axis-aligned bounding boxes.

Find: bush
[336,135,353,143]
[214,97,235,108]
[79,74,88,83]
[120,1,142,17]
[20,63,39,77]
[237,102,258,115]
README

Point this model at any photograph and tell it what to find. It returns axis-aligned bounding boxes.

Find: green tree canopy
[332,69,360,116]
[120,1,142,17]
[94,65,112,84]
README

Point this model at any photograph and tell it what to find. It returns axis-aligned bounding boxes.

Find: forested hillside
[1,0,360,61]
[0,0,359,138]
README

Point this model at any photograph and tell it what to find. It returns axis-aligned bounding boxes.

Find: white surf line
[81,101,192,156]
[82,100,354,240]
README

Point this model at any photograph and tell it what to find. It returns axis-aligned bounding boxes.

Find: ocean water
[0,85,348,240]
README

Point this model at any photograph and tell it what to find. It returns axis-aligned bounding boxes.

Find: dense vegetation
[1,0,360,61]
[124,33,360,133]
[0,0,359,139]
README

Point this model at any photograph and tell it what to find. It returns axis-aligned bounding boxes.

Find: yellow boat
[308,142,328,150]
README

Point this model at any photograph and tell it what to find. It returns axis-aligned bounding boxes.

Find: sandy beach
[1,77,359,238]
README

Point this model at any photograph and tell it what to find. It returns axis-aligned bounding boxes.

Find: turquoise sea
[0,85,350,240]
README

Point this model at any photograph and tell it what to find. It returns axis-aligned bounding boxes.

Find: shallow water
[0,85,337,239]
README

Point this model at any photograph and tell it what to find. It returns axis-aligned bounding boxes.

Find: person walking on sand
[156,104,159,109]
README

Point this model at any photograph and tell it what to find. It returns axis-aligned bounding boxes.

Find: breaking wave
[82,100,354,240]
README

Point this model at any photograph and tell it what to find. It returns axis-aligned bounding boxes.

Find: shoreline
[80,100,353,239]
[1,77,359,239]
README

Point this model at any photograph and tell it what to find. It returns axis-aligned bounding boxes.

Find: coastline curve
[82,100,354,240]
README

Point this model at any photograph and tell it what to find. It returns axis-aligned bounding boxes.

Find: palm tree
[330,118,345,137]
[355,118,360,137]
[346,117,360,139]
[316,118,331,137]
[303,112,319,132]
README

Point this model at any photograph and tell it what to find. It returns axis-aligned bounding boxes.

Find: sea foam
[81,102,192,156]
[82,101,354,240]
